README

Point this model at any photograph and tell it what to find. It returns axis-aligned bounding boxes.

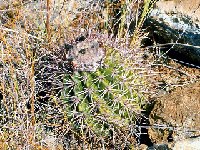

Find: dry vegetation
[1,0,199,149]
[0,0,155,149]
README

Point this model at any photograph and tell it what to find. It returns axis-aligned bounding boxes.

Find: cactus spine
[62,45,144,142]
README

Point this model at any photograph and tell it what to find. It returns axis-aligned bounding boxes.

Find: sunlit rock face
[149,0,200,45]
[144,0,200,66]
[155,0,200,25]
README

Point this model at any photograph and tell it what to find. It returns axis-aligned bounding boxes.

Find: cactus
[62,44,145,144]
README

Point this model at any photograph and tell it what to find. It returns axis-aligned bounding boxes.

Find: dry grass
[2,0,198,149]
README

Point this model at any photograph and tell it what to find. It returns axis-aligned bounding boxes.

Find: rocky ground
[138,53,200,149]
[141,0,200,149]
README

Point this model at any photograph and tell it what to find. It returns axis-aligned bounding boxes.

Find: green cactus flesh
[62,47,144,138]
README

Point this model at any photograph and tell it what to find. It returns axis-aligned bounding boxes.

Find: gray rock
[148,144,171,150]
[173,136,200,150]
[144,0,200,66]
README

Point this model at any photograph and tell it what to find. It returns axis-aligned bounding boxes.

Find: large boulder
[143,0,200,66]
[149,81,200,146]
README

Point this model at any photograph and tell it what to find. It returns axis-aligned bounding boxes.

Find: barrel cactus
[61,36,145,147]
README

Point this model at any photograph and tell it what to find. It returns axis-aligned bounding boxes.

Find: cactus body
[62,46,144,141]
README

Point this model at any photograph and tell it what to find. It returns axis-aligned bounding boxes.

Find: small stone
[148,144,171,150]
[173,137,200,150]
[139,144,148,150]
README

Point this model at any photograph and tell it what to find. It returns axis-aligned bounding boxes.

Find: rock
[149,81,200,144]
[173,136,200,150]
[148,144,171,150]
[42,132,64,150]
[144,0,200,66]
[143,0,200,146]
[155,0,200,25]
[139,144,148,150]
